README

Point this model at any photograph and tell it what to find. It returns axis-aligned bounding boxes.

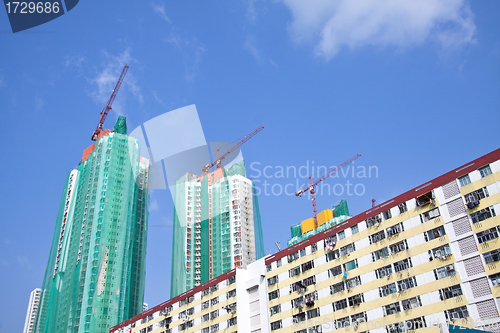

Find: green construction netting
[287,199,350,247]
[332,199,349,217]
[171,159,265,297]
[33,117,149,333]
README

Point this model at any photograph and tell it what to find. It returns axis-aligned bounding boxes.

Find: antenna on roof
[275,241,281,251]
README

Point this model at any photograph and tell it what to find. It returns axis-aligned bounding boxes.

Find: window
[477,227,499,244]
[376,265,393,279]
[470,207,496,224]
[210,323,219,333]
[328,265,342,277]
[277,259,282,267]
[227,275,236,285]
[210,310,219,320]
[384,302,401,315]
[397,277,417,291]
[340,243,356,256]
[304,290,318,302]
[406,317,426,331]
[372,247,390,261]
[303,275,316,287]
[346,276,362,289]
[201,300,209,310]
[351,225,359,234]
[338,230,346,240]
[387,223,404,237]
[291,296,304,308]
[416,191,433,206]
[202,329,209,333]
[366,215,382,228]
[336,316,351,329]
[270,304,281,316]
[430,244,452,260]
[202,313,209,322]
[267,276,279,286]
[484,249,500,264]
[446,306,469,320]
[268,290,280,301]
[434,264,456,280]
[344,259,358,271]
[210,284,219,293]
[348,293,364,306]
[490,273,500,286]
[288,251,299,262]
[301,260,314,272]
[307,307,320,319]
[311,243,317,252]
[289,266,301,277]
[226,289,236,298]
[459,175,471,187]
[394,258,412,272]
[330,281,345,294]
[479,165,492,178]
[389,240,408,254]
[402,296,422,310]
[266,264,272,272]
[270,320,282,331]
[300,248,306,257]
[227,317,237,327]
[351,312,367,325]
[293,313,306,323]
[465,187,489,205]
[425,226,446,241]
[383,210,392,220]
[379,283,397,297]
[420,207,440,222]
[439,285,463,300]
[210,297,218,306]
[334,299,348,311]
[326,249,340,262]
[370,230,386,244]
[398,203,408,214]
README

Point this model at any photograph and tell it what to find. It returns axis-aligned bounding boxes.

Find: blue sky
[1,1,499,332]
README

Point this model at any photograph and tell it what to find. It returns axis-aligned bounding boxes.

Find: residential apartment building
[171,160,265,297]
[264,148,500,333]
[23,288,41,333]
[34,116,150,333]
[110,258,269,333]
[112,148,500,333]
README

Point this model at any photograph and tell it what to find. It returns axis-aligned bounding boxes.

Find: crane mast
[91,64,129,141]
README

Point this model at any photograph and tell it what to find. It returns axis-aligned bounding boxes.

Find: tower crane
[202,125,264,174]
[90,64,129,141]
[295,153,361,228]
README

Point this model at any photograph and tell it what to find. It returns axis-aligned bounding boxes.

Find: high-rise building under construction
[170,160,265,297]
[33,116,150,333]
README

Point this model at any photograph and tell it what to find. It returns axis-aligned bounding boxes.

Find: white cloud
[244,35,261,61]
[89,49,144,116]
[64,55,85,68]
[35,97,44,111]
[165,33,206,82]
[149,198,159,211]
[279,0,476,60]
[152,2,171,23]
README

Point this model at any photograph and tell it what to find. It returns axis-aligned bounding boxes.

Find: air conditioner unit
[357,318,366,323]
[446,264,455,271]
